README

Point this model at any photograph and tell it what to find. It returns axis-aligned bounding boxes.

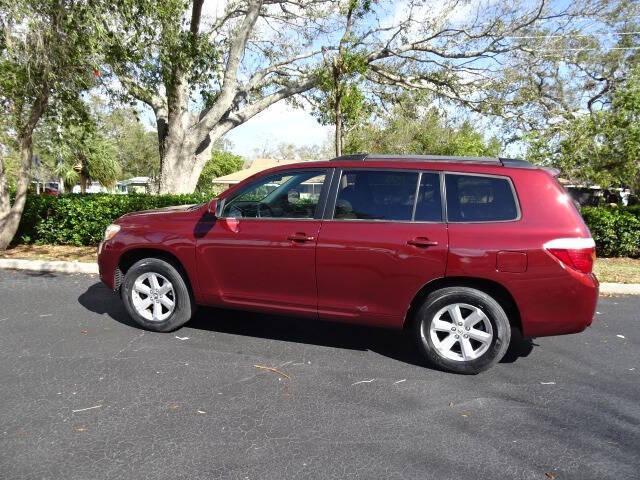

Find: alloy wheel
[423,303,494,362]
[131,272,176,322]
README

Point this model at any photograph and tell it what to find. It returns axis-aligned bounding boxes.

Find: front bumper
[97,241,120,290]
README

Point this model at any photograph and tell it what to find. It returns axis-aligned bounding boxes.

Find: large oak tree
[100,0,616,193]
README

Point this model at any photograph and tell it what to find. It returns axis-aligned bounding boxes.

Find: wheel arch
[404,276,522,334]
[116,247,195,298]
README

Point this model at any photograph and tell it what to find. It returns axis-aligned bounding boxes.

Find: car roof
[254,154,537,175]
[220,154,545,199]
[330,153,533,168]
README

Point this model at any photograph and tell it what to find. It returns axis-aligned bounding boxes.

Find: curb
[599,282,640,295]
[0,258,98,274]
[0,258,638,295]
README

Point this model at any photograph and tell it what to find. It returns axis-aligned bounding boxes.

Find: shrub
[15,193,211,246]
[12,195,640,257]
[581,206,640,258]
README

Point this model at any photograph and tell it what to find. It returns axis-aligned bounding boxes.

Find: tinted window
[334,170,418,221]
[414,173,442,222]
[223,170,326,219]
[445,174,518,222]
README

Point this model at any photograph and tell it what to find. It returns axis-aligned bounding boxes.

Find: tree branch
[210,76,316,139]
[195,0,264,137]
[108,71,166,113]
[190,0,205,35]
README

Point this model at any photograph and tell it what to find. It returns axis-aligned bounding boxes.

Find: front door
[196,168,329,317]
[316,169,448,327]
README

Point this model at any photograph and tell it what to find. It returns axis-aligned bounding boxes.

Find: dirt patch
[1,245,97,263]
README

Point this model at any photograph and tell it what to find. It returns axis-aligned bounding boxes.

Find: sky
[225,102,333,158]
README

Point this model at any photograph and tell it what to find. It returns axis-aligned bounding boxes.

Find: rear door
[315,168,448,327]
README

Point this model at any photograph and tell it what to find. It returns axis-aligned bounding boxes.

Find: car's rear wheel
[121,258,194,332]
[414,287,511,374]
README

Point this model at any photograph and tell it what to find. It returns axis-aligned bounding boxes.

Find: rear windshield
[445,174,518,222]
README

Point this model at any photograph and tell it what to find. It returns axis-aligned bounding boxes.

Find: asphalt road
[0,269,638,480]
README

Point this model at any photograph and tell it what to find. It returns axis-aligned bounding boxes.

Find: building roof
[119,176,150,185]
[212,158,303,184]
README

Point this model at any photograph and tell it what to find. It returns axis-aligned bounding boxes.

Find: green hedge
[13,195,640,257]
[15,193,210,246]
[581,206,640,258]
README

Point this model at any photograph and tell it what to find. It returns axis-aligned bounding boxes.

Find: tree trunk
[335,102,342,157]
[80,173,88,193]
[156,108,217,194]
[157,137,214,194]
[0,136,33,251]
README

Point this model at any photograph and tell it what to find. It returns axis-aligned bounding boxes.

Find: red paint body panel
[445,168,598,337]
[316,220,448,327]
[194,217,321,317]
[98,159,598,339]
[98,205,203,301]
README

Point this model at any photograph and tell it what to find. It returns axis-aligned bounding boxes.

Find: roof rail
[498,157,536,169]
[331,153,369,161]
[330,153,534,168]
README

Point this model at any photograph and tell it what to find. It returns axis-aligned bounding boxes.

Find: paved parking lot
[0,269,638,480]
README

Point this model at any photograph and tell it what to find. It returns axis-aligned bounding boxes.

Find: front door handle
[288,233,315,242]
[407,237,439,248]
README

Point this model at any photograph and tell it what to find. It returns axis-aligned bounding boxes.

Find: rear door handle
[288,233,315,242]
[407,237,439,248]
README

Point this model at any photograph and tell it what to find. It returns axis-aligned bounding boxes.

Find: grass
[2,245,640,284]
[594,257,640,284]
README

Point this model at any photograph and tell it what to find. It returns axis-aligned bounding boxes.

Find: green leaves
[344,94,501,157]
[196,150,244,193]
[526,66,640,189]
[581,207,640,258]
[15,192,211,246]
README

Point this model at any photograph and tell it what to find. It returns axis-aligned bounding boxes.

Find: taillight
[544,238,596,274]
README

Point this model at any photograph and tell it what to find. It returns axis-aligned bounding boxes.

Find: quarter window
[222,170,327,219]
[334,170,419,221]
[445,174,518,222]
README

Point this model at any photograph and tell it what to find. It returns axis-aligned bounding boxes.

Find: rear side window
[445,174,518,222]
[334,170,418,221]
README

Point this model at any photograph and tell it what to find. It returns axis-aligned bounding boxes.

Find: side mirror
[207,198,219,216]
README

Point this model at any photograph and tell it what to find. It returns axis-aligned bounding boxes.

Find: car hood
[118,203,204,222]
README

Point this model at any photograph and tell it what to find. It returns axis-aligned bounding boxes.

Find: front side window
[222,170,327,219]
[334,170,419,221]
[445,174,518,222]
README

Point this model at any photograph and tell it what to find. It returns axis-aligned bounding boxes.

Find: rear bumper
[517,270,599,338]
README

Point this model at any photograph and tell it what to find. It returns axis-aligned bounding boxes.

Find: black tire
[414,287,511,374]
[121,258,194,332]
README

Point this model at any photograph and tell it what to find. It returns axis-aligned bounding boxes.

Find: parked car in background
[98,154,598,374]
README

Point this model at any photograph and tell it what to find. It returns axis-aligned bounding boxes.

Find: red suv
[98,154,598,374]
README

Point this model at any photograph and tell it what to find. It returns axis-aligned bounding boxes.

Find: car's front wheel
[414,287,511,374]
[121,258,194,332]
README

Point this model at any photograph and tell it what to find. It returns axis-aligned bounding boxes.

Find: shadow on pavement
[78,282,138,328]
[23,270,58,278]
[79,281,533,368]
